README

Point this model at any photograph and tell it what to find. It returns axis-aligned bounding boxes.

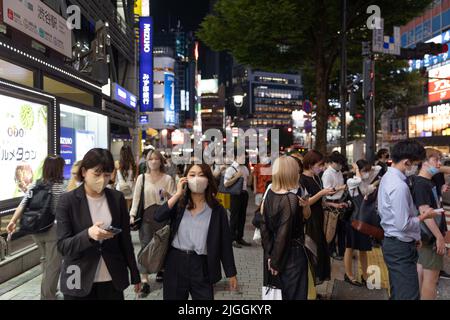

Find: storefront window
[0,59,34,87]
[44,76,94,107]
[0,94,48,202]
[60,104,108,179]
[408,113,450,138]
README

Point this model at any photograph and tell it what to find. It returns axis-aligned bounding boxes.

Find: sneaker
[140,283,151,298]
[440,270,450,279]
[156,271,164,283]
[232,241,242,248]
[237,239,252,247]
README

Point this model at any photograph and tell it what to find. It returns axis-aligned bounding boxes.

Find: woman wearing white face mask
[344,160,381,286]
[129,149,175,295]
[300,150,336,287]
[56,148,141,300]
[154,164,238,300]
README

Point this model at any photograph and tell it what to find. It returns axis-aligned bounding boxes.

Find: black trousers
[64,281,124,300]
[163,248,214,300]
[230,191,249,241]
[382,237,420,300]
[279,246,308,300]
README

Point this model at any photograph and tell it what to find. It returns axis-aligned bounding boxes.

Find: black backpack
[20,181,54,234]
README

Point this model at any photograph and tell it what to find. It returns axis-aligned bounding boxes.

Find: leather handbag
[218,167,244,195]
[137,223,171,274]
[130,174,145,231]
[351,188,384,241]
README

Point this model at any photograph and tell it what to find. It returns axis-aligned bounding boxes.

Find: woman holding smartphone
[56,148,141,300]
[155,163,238,300]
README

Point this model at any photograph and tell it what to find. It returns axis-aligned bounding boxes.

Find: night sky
[151,0,211,32]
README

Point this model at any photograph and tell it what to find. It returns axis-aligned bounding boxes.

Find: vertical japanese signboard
[139,16,153,112]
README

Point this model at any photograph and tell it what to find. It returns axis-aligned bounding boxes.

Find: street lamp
[232,85,246,122]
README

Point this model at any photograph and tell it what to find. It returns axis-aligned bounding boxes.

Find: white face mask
[85,175,107,194]
[361,172,370,180]
[188,176,209,194]
[405,164,419,177]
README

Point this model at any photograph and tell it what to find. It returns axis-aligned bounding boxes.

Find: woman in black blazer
[155,163,238,300]
[56,148,141,300]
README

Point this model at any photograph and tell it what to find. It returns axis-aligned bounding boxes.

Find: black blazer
[155,201,237,284]
[56,185,140,297]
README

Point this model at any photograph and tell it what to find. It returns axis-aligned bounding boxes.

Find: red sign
[429,64,450,103]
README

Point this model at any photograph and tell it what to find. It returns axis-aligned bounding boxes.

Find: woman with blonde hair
[129,149,176,296]
[260,156,311,300]
[67,161,82,192]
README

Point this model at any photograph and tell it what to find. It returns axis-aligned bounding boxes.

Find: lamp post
[232,84,245,123]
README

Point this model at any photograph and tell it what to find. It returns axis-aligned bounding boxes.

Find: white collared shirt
[321,166,344,200]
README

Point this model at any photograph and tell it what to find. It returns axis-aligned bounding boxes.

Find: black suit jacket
[56,185,140,297]
[155,201,237,284]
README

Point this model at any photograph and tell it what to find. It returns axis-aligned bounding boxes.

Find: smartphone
[105,226,122,235]
[434,208,445,213]
[302,194,310,201]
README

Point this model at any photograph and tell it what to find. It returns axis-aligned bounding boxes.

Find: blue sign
[139,17,153,112]
[60,127,76,180]
[140,114,149,125]
[112,83,137,109]
[164,73,176,125]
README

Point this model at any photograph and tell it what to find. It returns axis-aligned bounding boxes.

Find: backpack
[20,182,54,234]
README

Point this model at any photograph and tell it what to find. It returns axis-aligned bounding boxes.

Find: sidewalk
[1,194,449,300]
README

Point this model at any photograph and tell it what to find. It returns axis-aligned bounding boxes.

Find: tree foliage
[198,0,433,153]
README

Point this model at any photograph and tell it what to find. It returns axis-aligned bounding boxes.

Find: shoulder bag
[218,166,244,195]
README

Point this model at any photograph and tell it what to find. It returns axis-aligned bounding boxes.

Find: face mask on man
[405,164,419,177]
[188,176,209,194]
[85,174,107,194]
[425,163,440,176]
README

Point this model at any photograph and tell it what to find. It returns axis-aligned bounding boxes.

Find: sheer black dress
[260,190,308,300]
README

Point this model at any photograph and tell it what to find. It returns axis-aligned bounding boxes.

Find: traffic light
[399,42,448,60]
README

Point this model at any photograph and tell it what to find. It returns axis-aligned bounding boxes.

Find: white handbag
[262,286,282,300]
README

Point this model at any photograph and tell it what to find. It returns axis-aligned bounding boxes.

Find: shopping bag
[262,286,282,300]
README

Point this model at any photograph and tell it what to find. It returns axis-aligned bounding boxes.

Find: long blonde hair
[67,160,82,191]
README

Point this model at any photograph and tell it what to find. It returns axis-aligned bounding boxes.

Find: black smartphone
[105,226,122,235]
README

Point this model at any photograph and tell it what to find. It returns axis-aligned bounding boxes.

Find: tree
[198,0,432,154]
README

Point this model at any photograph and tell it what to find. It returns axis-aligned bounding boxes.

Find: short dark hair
[77,148,115,181]
[376,148,389,160]
[356,159,372,172]
[302,150,324,170]
[391,140,426,164]
[328,151,347,166]
[42,155,65,183]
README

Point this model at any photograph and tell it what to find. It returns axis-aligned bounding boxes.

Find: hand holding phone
[104,226,122,235]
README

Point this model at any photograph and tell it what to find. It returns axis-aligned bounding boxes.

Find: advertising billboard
[139,16,153,112]
[2,0,72,57]
[0,94,48,201]
[164,72,176,125]
[60,127,75,180]
[428,64,450,103]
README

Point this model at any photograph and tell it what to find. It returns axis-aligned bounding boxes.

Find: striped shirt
[20,181,67,216]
